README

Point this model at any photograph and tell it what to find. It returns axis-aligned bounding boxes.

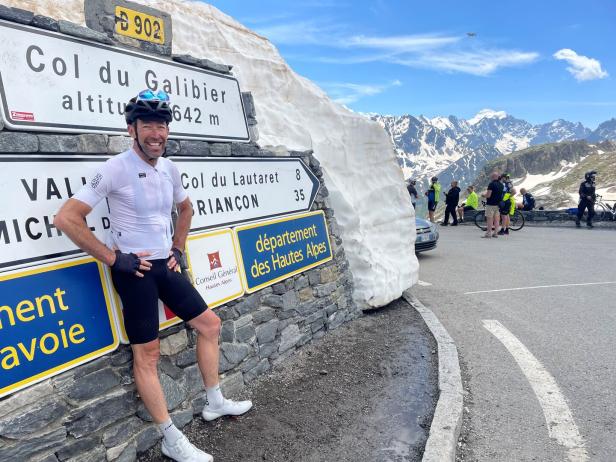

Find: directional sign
[0,155,111,272]
[172,157,320,231]
[0,20,249,142]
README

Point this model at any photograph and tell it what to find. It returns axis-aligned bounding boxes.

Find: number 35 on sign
[115,6,164,44]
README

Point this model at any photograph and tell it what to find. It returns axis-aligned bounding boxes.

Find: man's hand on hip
[167,247,183,271]
[111,250,152,277]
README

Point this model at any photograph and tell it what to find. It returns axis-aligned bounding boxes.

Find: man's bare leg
[132,340,169,423]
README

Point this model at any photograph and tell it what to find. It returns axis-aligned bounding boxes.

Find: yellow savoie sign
[115,6,165,44]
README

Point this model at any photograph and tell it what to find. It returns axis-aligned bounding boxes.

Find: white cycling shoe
[161,434,213,462]
[202,398,253,421]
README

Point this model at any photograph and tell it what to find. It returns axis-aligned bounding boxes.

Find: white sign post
[173,157,321,231]
[0,20,249,142]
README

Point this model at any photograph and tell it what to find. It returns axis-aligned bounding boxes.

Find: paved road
[414,224,616,462]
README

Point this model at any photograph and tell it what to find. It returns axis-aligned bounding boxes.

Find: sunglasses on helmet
[136,89,170,102]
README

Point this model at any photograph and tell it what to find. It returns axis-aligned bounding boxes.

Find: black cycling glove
[111,250,140,273]
[169,247,183,268]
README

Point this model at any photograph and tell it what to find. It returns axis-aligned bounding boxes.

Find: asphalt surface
[414,224,616,462]
[140,298,438,462]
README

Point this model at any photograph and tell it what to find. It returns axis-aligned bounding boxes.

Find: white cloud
[393,49,540,76]
[553,49,608,81]
[342,34,461,52]
[321,80,402,105]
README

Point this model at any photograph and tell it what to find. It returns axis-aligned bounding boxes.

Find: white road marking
[482,320,589,462]
[417,280,432,286]
[465,281,616,295]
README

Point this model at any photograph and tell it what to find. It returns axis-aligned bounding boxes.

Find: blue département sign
[235,211,333,293]
[0,258,118,398]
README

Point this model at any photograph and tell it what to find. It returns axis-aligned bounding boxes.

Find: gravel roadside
[139,297,438,462]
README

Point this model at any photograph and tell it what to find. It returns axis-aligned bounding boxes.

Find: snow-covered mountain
[372,109,600,190]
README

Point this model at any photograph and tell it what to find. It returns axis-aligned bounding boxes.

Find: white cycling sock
[206,384,224,408]
[159,418,182,443]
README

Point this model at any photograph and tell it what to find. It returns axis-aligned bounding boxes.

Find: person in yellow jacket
[425,176,441,223]
[498,187,518,235]
[457,185,479,223]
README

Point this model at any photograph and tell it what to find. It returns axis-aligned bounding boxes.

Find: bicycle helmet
[125,90,173,125]
[431,176,438,182]
[584,170,597,182]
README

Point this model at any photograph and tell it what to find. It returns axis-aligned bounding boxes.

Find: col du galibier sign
[0,20,249,142]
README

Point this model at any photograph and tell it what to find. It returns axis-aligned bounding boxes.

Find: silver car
[415,217,439,253]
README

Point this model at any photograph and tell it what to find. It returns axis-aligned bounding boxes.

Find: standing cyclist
[576,171,597,228]
[425,176,441,223]
[407,179,419,209]
[54,90,252,462]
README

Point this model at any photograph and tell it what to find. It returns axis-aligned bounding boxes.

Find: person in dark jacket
[518,188,536,211]
[406,179,418,208]
[576,171,597,228]
[442,180,461,226]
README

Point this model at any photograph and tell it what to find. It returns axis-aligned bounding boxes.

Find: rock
[182,364,205,395]
[179,140,210,156]
[230,143,259,157]
[220,320,235,343]
[261,294,283,308]
[298,287,315,302]
[328,311,346,330]
[221,342,251,366]
[0,5,33,24]
[220,372,244,397]
[160,330,188,356]
[160,373,188,411]
[58,368,121,402]
[209,143,231,157]
[0,427,66,460]
[258,342,277,359]
[252,307,275,324]
[271,283,286,295]
[67,390,136,438]
[308,269,321,286]
[282,291,299,311]
[159,357,184,380]
[0,380,53,418]
[315,282,337,297]
[58,20,113,44]
[244,359,270,383]
[110,348,133,366]
[0,397,68,438]
[102,417,143,448]
[32,15,59,31]
[135,425,160,453]
[171,408,194,429]
[106,441,129,462]
[320,266,338,283]
[108,136,133,154]
[175,347,197,367]
[305,309,325,324]
[0,132,38,152]
[278,324,301,353]
[235,323,256,342]
[295,276,309,290]
[297,300,319,316]
[114,441,137,462]
[65,445,105,462]
[234,294,259,315]
[241,92,256,118]
[255,319,279,344]
[56,435,100,460]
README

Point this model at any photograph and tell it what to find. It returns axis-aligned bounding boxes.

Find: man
[425,176,441,223]
[457,185,478,223]
[518,188,535,211]
[499,187,517,235]
[406,179,418,208]
[481,171,504,238]
[576,171,597,228]
[54,90,252,462]
[442,180,460,226]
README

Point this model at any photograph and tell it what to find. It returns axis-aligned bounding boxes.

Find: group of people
[407,175,536,235]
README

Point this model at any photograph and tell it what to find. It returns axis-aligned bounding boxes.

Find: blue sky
[205,0,614,128]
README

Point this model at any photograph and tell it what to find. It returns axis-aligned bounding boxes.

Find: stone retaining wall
[0,6,358,461]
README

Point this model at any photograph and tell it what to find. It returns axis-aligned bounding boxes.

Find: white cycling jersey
[74,149,188,260]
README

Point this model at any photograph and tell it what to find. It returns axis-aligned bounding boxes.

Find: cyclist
[576,170,597,228]
[442,180,461,226]
[518,188,536,211]
[457,185,478,223]
[406,179,418,209]
[425,176,441,223]
[54,90,252,462]
[498,173,513,235]
[481,171,504,238]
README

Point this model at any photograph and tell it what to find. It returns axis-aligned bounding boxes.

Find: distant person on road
[442,180,461,226]
[425,176,441,223]
[576,171,597,228]
[481,171,504,238]
[517,188,536,211]
[406,179,418,209]
[499,187,517,235]
[457,185,479,223]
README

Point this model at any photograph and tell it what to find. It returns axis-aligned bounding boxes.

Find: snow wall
[5,0,418,308]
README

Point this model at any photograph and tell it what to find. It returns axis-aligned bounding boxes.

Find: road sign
[186,228,245,307]
[0,155,111,273]
[0,20,249,142]
[0,257,118,398]
[235,211,332,293]
[172,157,321,231]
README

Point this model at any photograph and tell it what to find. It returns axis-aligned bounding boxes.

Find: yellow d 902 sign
[115,6,165,44]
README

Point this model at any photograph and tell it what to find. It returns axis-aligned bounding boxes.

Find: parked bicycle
[474,200,525,231]
[594,195,616,221]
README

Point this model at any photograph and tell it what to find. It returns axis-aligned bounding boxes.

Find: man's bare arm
[54,198,117,266]
[172,197,193,253]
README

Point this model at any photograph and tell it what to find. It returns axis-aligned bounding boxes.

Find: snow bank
[7,0,418,308]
